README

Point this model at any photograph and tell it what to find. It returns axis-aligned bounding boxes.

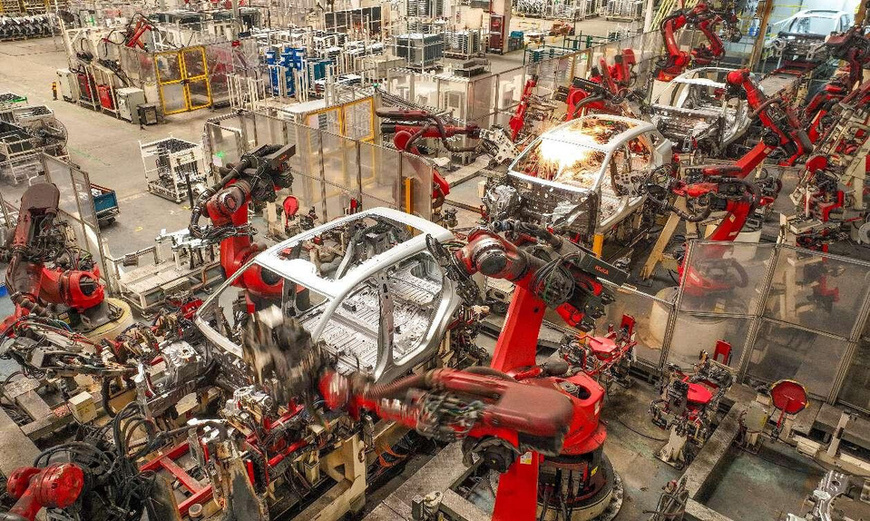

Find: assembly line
[0,0,868,520]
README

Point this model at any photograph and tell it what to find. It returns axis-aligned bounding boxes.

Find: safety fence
[113,38,258,115]
[382,30,665,134]
[202,110,434,222]
[610,239,870,413]
[31,155,112,292]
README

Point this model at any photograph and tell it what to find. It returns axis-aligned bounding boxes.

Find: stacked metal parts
[0,14,55,41]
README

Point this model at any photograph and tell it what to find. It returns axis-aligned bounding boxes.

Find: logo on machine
[594,265,610,276]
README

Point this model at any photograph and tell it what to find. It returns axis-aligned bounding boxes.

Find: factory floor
[0,30,842,521]
[0,14,622,255]
[601,382,825,521]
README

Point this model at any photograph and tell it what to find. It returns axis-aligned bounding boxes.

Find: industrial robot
[377,107,519,220]
[0,183,129,337]
[655,2,742,81]
[646,68,812,295]
[188,143,296,297]
[563,49,642,119]
[802,26,870,144]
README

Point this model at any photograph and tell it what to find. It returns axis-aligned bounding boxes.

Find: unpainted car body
[769,10,853,61]
[195,207,461,384]
[494,114,671,241]
[651,67,752,155]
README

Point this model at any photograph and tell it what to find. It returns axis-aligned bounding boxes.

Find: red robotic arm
[188,144,295,297]
[724,69,813,170]
[1,464,85,521]
[377,108,483,203]
[509,75,539,141]
[803,27,870,142]
[320,366,604,461]
[1,184,105,332]
[657,3,741,81]
[565,50,638,120]
[440,226,624,520]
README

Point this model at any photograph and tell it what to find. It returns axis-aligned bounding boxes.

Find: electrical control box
[68,392,97,423]
[56,69,78,102]
[117,87,146,122]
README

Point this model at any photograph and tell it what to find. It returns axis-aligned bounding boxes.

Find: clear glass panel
[838,337,870,411]
[183,49,207,78]
[668,314,751,370]
[160,83,187,113]
[139,53,156,84]
[595,284,668,367]
[342,98,375,142]
[747,320,849,397]
[320,131,357,220]
[679,241,776,315]
[44,156,79,220]
[361,144,401,210]
[72,169,98,228]
[496,67,525,112]
[205,122,243,168]
[763,247,870,338]
[401,152,433,220]
[187,79,210,109]
[205,43,231,107]
[155,53,182,83]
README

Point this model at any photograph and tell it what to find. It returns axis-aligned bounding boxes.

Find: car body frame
[494,114,671,241]
[195,207,461,384]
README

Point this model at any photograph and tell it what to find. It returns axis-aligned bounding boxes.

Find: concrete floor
[0,37,230,255]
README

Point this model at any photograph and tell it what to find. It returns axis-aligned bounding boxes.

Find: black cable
[614,417,669,442]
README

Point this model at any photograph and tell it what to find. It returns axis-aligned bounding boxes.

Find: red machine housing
[657,3,739,81]
[97,85,114,110]
[1,464,85,521]
[2,183,106,331]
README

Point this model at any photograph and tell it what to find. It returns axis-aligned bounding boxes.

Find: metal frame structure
[140,136,206,203]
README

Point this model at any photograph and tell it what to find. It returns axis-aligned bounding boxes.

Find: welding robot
[563,50,641,120]
[802,26,870,144]
[239,223,629,521]
[0,183,130,338]
[646,68,812,295]
[655,2,742,81]
[377,107,519,214]
[188,143,296,299]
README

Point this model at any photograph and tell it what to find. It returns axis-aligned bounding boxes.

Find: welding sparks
[514,117,631,188]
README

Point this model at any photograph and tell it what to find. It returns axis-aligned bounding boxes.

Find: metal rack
[604,0,642,21]
[140,137,206,203]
